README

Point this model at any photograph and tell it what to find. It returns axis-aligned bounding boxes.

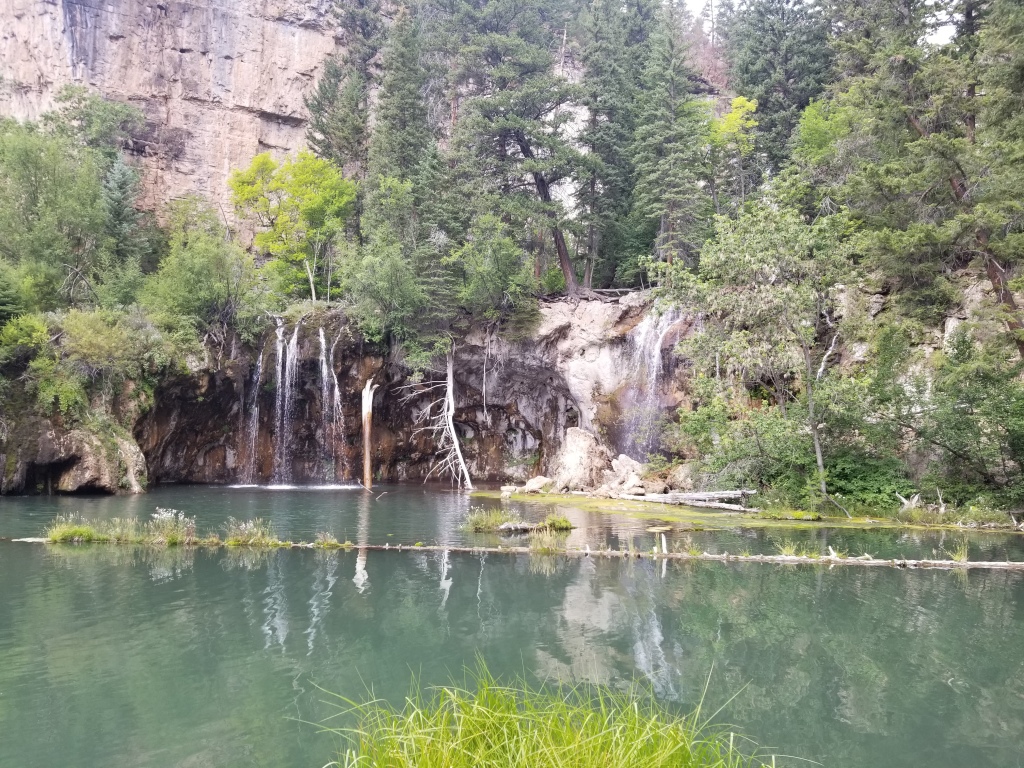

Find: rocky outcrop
[1,415,147,495]
[550,427,612,491]
[1,295,692,494]
[0,0,341,210]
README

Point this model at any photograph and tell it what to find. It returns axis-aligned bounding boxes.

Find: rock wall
[133,297,693,488]
[0,0,340,210]
[0,296,691,494]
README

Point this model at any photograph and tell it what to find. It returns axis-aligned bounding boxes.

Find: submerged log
[12,537,1024,570]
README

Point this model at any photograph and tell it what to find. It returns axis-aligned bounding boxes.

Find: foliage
[632,1,713,270]
[223,517,283,547]
[230,152,355,302]
[725,0,833,171]
[325,667,758,768]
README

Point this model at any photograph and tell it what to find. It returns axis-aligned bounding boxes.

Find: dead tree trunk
[362,377,380,489]
[445,350,473,490]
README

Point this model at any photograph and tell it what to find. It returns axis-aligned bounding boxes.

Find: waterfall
[621,306,683,460]
[271,318,286,482]
[328,332,348,479]
[272,318,301,484]
[243,335,267,483]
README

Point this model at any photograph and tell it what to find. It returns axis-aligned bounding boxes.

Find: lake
[1,486,1022,767]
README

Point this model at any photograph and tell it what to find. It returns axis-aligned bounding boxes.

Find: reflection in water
[354,490,371,593]
[262,553,289,650]
[306,551,339,654]
[439,549,453,609]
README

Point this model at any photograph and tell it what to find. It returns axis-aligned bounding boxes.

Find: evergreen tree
[0,262,23,325]
[441,0,585,295]
[577,0,658,287]
[304,58,369,170]
[366,9,433,224]
[726,0,833,172]
[632,0,713,270]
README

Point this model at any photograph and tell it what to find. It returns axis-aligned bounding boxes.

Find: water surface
[1,487,1023,767]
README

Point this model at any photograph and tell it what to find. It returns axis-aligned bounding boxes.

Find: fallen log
[12,537,1024,570]
[619,494,756,512]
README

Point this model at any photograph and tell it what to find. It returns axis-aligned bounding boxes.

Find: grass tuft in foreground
[324,669,762,768]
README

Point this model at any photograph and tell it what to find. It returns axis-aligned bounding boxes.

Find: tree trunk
[514,132,579,294]
[361,377,379,489]
[305,260,318,302]
[445,350,473,489]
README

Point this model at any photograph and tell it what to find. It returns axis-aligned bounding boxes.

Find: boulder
[500,485,519,493]
[644,479,668,495]
[522,475,555,494]
[611,454,644,484]
[667,462,696,491]
[550,427,613,491]
[622,472,646,495]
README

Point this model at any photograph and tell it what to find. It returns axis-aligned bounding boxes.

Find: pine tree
[367,11,432,190]
[0,263,22,325]
[577,0,659,287]
[441,0,585,295]
[726,0,833,172]
[304,58,369,171]
[632,0,713,270]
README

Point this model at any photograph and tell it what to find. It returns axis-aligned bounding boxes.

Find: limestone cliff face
[1,0,340,210]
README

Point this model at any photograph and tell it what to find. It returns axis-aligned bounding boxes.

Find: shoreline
[474,490,1024,535]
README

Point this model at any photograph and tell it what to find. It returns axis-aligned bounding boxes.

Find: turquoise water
[1,487,1023,767]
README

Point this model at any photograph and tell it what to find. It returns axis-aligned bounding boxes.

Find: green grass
[323,669,763,768]
[46,515,109,543]
[528,528,568,554]
[45,510,205,545]
[223,517,282,547]
[541,513,573,531]
[464,507,521,532]
[943,537,971,563]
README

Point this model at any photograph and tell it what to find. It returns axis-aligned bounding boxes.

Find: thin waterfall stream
[621,306,683,460]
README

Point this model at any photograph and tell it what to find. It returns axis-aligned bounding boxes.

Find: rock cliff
[1,0,340,210]
[133,296,692,488]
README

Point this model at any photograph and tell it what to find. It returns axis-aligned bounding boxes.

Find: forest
[0,0,1022,515]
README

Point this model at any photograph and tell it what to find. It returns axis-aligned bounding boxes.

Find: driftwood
[618,490,759,512]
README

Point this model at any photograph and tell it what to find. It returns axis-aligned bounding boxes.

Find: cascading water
[328,332,348,479]
[620,306,683,460]
[272,318,301,484]
[243,336,267,483]
[317,327,348,481]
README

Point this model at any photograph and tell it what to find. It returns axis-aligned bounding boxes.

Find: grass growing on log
[46,510,210,545]
[323,669,762,768]
[542,513,573,531]
[223,517,282,547]
[943,537,971,563]
[46,515,107,543]
[464,508,521,532]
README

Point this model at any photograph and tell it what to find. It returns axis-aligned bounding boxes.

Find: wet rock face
[0,0,340,211]
[132,297,690,487]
